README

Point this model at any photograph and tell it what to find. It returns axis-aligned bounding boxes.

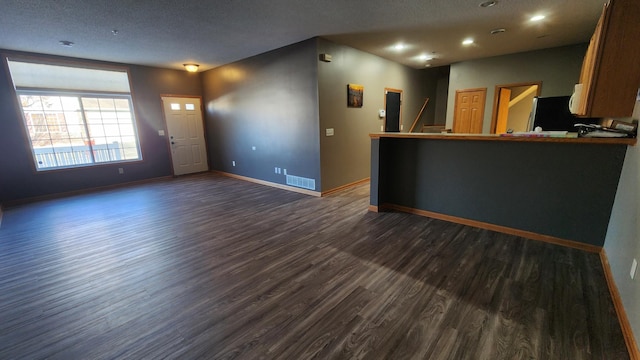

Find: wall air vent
[286,174,316,190]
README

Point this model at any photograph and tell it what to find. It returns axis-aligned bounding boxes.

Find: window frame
[16,89,143,171]
[4,55,144,172]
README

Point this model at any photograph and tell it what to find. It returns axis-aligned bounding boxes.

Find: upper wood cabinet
[576,0,640,118]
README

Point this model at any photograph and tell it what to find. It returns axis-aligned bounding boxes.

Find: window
[7,59,142,171]
[18,92,141,169]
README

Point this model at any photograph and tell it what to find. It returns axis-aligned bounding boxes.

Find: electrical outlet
[631,258,638,280]
[118,168,124,174]
[232,161,236,167]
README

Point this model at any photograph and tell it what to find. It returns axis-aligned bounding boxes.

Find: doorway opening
[384,88,402,132]
[490,82,542,134]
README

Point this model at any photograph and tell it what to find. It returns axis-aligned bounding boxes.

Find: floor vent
[286,174,316,190]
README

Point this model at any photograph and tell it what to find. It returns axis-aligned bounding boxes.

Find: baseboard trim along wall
[321,178,370,197]
[3,176,174,208]
[600,250,640,360]
[215,171,321,197]
[377,203,602,253]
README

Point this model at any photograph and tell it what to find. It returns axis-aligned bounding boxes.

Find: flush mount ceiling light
[479,1,497,7]
[393,43,406,51]
[462,38,474,46]
[419,54,434,61]
[112,29,119,35]
[58,40,74,47]
[490,28,506,35]
[530,14,546,22]
[183,64,199,72]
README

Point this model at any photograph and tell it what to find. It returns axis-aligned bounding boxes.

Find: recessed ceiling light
[393,43,405,51]
[419,54,434,61]
[58,40,74,47]
[490,28,506,35]
[530,15,546,22]
[462,38,474,46]
[479,1,497,7]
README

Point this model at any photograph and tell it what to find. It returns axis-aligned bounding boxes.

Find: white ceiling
[0,0,605,71]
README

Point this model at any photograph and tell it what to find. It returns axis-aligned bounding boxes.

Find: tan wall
[317,38,439,192]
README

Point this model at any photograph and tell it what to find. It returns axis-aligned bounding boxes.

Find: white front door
[161,97,208,175]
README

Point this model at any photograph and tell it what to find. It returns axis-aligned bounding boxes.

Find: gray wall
[604,98,640,346]
[446,44,588,133]
[0,50,202,203]
[317,38,438,191]
[201,39,321,190]
[373,137,626,246]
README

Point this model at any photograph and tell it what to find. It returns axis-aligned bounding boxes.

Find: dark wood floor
[0,173,629,359]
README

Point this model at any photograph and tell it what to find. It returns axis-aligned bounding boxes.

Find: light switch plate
[158,130,165,136]
[326,128,334,136]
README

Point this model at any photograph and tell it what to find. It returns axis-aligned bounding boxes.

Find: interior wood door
[385,89,402,132]
[453,88,486,134]
[495,88,512,134]
[161,97,209,176]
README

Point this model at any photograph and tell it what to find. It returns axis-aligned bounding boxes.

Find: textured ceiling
[0,0,605,71]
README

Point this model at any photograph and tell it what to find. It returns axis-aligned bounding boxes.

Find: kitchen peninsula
[369,132,636,249]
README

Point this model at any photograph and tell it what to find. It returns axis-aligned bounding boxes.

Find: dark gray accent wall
[0,50,202,203]
[201,39,321,190]
[374,137,626,246]
[446,44,588,133]
[317,38,438,191]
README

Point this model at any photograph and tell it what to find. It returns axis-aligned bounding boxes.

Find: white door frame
[160,95,209,176]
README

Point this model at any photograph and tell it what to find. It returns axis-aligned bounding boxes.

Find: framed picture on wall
[347,84,363,108]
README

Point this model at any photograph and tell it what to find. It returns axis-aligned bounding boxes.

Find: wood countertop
[369,132,637,146]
